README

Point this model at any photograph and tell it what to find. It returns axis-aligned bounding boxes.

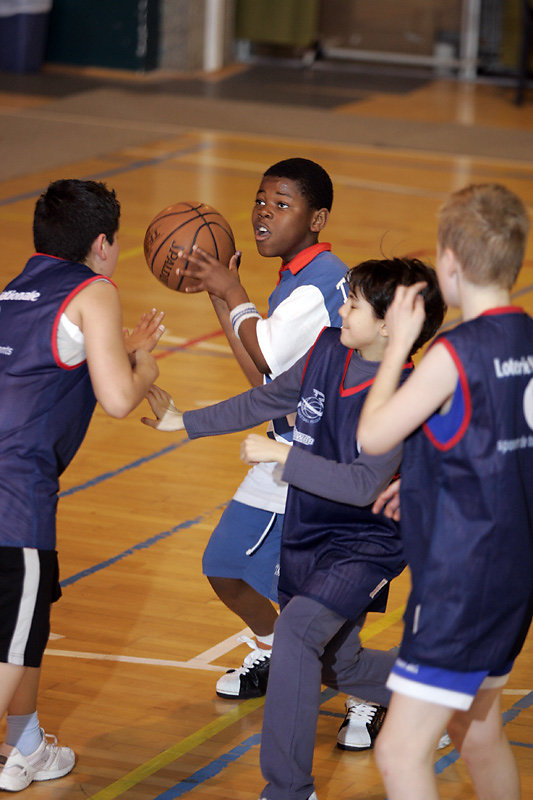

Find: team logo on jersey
[297,389,325,424]
[336,276,349,302]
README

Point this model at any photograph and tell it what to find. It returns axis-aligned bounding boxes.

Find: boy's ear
[440,246,459,277]
[310,208,329,232]
[85,233,107,269]
[379,319,389,339]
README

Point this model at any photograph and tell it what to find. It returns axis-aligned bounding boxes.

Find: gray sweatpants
[259,594,394,800]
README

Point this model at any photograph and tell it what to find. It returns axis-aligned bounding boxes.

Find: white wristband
[157,401,183,432]
[230,302,262,339]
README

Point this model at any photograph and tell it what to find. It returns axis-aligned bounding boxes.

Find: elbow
[99,402,131,419]
[357,425,378,456]
[97,392,137,419]
[358,437,385,456]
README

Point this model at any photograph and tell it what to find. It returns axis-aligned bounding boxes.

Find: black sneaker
[336,697,451,751]
[336,697,386,750]
[216,636,271,699]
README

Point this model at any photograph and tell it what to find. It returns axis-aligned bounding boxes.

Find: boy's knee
[449,715,503,761]
[273,603,301,640]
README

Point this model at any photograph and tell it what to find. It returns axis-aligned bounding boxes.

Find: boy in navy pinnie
[359,184,532,800]
[142,256,446,800]
[0,179,163,793]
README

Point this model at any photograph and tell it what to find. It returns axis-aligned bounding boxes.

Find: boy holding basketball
[358,184,532,800]
[174,157,389,750]
[143,256,446,800]
[0,179,163,792]
[173,159,352,698]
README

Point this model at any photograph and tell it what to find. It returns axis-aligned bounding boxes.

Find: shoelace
[38,733,61,767]
[237,635,271,671]
[346,702,377,724]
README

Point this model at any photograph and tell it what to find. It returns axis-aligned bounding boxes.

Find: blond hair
[438,184,529,289]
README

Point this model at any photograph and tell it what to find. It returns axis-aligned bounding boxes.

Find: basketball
[143,201,236,292]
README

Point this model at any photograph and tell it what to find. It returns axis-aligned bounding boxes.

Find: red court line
[155,328,225,359]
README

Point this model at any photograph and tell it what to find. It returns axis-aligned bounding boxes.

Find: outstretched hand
[176,246,243,299]
[372,478,401,521]
[124,308,165,353]
[141,385,184,432]
[240,434,290,466]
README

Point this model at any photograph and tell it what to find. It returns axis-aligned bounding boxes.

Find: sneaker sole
[336,741,373,751]
[32,763,75,781]
[0,780,33,792]
[216,688,266,699]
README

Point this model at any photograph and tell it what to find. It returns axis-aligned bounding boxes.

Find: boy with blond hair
[358,183,532,800]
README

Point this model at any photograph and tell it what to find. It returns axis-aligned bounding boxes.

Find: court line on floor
[0,139,212,207]
[160,691,533,800]
[86,615,402,800]
[434,690,533,776]
[45,628,254,672]
[59,501,227,587]
[59,439,190,499]
[143,690,533,800]
[4,119,530,214]
[87,696,266,800]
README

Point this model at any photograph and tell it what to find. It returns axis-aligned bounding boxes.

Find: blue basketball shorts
[387,657,513,710]
[202,500,283,603]
[0,547,61,668]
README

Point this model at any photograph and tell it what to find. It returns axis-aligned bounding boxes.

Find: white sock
[255,633,274,648]
[6,712,42,756]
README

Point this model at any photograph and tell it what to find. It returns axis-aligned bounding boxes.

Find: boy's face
[252,175,322,263]
[339,289,386,359]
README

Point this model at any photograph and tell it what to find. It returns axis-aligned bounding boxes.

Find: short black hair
[263,158,333,212]
[347,257,446,356]
[33,179,120,264]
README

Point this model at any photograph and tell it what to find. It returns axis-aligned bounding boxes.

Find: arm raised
[74,280,158,418]
[358,284,457,454]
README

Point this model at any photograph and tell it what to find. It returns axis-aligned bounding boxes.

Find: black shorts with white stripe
[0,547,61,667]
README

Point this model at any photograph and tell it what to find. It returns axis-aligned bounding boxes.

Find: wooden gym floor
[0,60,532,799]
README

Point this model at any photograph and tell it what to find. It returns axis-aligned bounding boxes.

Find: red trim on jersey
[33,252,64,260]
[340,353,414,397]
[52,276,114,369]
[423,338,471,451]
[277,243,331,284]
[480,306,524,316]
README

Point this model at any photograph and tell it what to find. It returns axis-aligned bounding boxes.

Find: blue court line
[0,142,211,207]
[60,500,227,588]
[152,689,532,798]
[149,688,331,799]
[59,439,190,498]
[434,690,533,775]
[153,733,262,800]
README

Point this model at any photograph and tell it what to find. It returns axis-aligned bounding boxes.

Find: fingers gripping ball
[144,201,235,292]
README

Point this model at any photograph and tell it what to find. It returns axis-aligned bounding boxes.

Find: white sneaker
[336,697,386,751]
[0,730,75,791]
[437,732,451,749]
[0,748,33,792]
[216,635,272,699]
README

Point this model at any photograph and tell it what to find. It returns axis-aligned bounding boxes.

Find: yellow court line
[88,605,405,799]
[88,696,265,800]
[360,605,405,641]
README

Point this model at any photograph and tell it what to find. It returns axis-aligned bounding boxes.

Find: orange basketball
[143,201,235,292]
